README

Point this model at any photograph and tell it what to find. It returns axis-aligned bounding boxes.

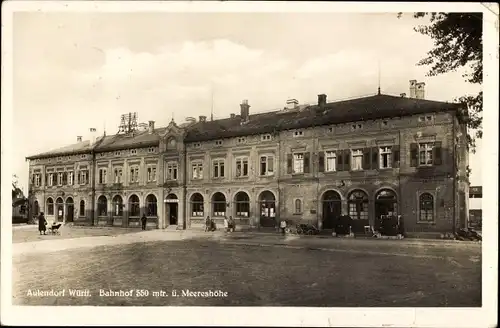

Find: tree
[399,12,483,153]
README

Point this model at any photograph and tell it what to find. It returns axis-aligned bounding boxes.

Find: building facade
[26,82,470,234]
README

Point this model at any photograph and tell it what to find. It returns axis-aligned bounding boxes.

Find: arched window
[212,192,226,217]
[348,190,369,220]
[79,200,85,217]
[146,194,157,217]
[419,193,434,222]
[190,193,204,217]
[33,200,40,216]
[234,192,250,217]
[97,196,107,216]
[112,195,123,216]
[129,194,140,217]
[294,199,302,214]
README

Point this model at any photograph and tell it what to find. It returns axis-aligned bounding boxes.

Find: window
[212,192,226,217]
[131,149,137,155]
[351,124,363,131]
[348,190,369,220]
[57,173,63,186]
[167,163,178,180]
[148,147,155,153]
[146,194,157,216]
[418,116,426,122]
[80,154,86,159]
[79,200,85,217]
[379,146,392,169]
[213,159,225,178]
[68,172,74,185]
[325,151,336,172]
[193,143,201,148]
[97,196,107,216]
[294,199,302,214]
[237,137,246,144]
[215,140,223,146]
[147,165,157,182]
[190,193,204,217]
[112,196,123,216]
[34,174,41,187]
[418,142,434,166]
[113,168,123,183]
[260,155,274,176]
[293,153,304,173]
[48,173,54,186]
[129,166,139,183]
[327,127,334,133]
[235,158,249,177]
[419,193,434,222]
[382,121,388,126]
[235,192,250,217]
[79,170,88,185]
[47,198,54,216]
[62,172,68,185]
[426,115,433,121]
[114,151,121,156]
[192,162,203,180]
[293,130,304,137]
[128,195,140,217]
[261,134,272,141]
[98,168,107,184]
[57,156,63,162]
[351,149,363,171]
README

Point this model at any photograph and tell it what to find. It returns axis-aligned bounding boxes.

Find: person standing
[228,216,235,233]
[140,213,147,230]
[38,212,47,235]
[280,219,287,235]
[205,216,211,232]
[223,216,229,232]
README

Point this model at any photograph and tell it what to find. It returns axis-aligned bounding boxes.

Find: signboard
[165,199,179,203]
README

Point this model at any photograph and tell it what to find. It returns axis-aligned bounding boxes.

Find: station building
[26,81,470,234]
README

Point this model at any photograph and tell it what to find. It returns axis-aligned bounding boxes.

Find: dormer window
[327,127,334,133]
[131,149,137,155]
[148,147,155,153]
[215,140,223,146]
[57,156,63,161]
[261,134,272,141]
[351,124,363,131]
[114,151,121,156]
[418,116,426,122]
[193,143,201,148]
[237,137,246,144]
[426,115,433,121]
[382,121,388,126]
[80,154,86,159]
[293,130,304,137]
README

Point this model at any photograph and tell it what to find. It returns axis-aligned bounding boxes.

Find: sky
[11,11,483,192]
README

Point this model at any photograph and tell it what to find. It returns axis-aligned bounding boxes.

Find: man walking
[140,213,147,230]
[38,212,47,235]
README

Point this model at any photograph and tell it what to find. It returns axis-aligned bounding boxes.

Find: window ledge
[235,176,250,179]
[293,212,303,216]
[323,170,337,174]
[291,173,305,176]
[259,174,275,177]
[416,221,436,225]
[212,177,225,180]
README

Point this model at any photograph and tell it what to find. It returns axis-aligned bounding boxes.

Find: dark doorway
[168,203,178,225]
[66,197,74,222]
[259,190,276,228]
[56,197,64,222]
[322,190,342,229]
[374,189,398,230]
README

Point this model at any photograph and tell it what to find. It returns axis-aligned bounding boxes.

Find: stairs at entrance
[166,225,179,231]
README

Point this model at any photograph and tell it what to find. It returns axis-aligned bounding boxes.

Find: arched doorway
[322,190,342,230]
[128,195,140,217]
[97,195,108,217]
[112,195,124,217]
[190,193,204,217]
[56,197,64,222]
[66,197,74,222]
[259,190,276,227]
[375,189,398,233]
[348,190,369,233]
[212,192,227,217]
[165,194,178,225]
[234,192,250,218]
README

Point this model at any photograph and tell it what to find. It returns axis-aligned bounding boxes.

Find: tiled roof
[184,94,460,142]
[27,94,460,159]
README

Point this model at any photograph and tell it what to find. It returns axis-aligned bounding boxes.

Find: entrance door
[374,189,398,231]
[322,190,342,229]
[67,205,74,222]
[258,191,276,228]
[168,203,178,225]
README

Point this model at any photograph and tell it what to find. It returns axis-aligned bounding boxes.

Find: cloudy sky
[11,10,483,190]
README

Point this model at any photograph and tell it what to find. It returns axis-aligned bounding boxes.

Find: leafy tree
[399,12,483,153]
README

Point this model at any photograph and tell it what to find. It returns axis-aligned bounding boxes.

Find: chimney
[77,136,82,143]
[240,99,250,121]
[230,113,236,119]
[199,115,207,123]
[285,99,299,110]
[400,93,406,98]
[409,80,417,98]
[89,128,97,146]
[148,120,155,133]
[318,94,327,107]
[415,82,425,99]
